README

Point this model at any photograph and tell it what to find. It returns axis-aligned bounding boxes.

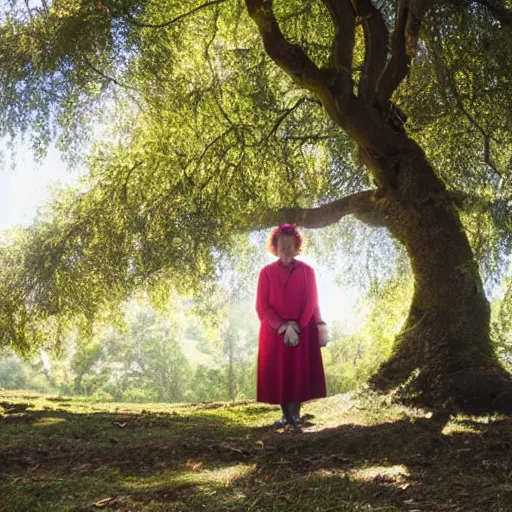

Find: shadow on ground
[1,393,512,511]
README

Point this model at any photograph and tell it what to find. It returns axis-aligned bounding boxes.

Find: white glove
[278,321,299,334]
[284,322,300,347]
[288,321,300,334]
[318,322,329,347]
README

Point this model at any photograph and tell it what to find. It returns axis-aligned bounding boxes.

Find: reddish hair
[267,223,304,256]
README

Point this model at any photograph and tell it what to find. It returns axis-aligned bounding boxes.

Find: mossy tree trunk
[366,142,511,412]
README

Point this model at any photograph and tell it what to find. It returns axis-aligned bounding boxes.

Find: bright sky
[309,259,364,333]
[0,141,82,231]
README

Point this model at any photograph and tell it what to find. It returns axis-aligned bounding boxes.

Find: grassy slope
[1,389,512,512]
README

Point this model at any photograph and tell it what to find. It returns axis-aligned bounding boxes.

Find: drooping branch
[429,38,506,181]
[471,0,512,25]
[83,56,139,92]
[245,0,333,90]
[260,96,313,145]
[123,0,227,28]
[251,190,386,230]
[321,0,356,76]
[449,83,503,179]
[353,0,389,102]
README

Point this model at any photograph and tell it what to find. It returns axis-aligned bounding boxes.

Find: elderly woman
[256,223,328,428]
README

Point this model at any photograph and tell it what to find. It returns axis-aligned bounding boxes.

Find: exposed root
[448,365,512,414]
[372,363,512,415]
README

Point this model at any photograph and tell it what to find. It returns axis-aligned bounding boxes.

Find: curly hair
[267,223,304,256]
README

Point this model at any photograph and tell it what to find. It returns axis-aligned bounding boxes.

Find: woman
[256,223,327,427]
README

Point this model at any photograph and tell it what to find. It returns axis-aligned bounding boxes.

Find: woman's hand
[278,321,300,346]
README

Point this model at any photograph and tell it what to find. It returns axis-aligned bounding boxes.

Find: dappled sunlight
[351,463,410,481]
[442,422,483,436]
[121,463,256,491]
[296,392,416,433]
[31,416,67,427]
[312,467,346,478]
[188,463,256,487]
[3,388,512,511]
[350,463,410,488]
[441,415,500,436]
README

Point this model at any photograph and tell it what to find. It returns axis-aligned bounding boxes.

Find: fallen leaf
[92,496,119,508]
[185,459,203,471]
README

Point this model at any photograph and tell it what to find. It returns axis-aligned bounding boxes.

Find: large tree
[0,0,512,412]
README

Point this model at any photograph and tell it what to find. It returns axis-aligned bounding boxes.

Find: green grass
[1,389,512,511]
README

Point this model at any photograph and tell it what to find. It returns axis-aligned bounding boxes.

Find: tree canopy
[1,0,512,411]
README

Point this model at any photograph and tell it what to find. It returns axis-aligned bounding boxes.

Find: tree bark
[250,190,387,230]
[366,141,512,413]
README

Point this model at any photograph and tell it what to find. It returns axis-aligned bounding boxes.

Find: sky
[0,141,83,232]
[0,139,364,333]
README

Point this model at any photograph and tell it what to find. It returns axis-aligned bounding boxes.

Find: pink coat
[256,259,327,404]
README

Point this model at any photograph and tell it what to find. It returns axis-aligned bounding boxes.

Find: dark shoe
[273,417,288,427]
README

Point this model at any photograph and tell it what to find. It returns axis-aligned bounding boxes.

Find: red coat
[256,259,327,404]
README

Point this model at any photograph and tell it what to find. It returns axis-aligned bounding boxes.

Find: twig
[124,0,227,29]
[83,56,139,93]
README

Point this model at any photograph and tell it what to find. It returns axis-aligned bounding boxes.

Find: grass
[1,388,512,511]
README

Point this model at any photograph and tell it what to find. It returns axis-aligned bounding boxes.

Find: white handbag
[317,322,329,347]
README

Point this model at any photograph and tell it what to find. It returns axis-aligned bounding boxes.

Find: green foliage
[0,355,54,392]
[0,357,29,389]
[0,267,423,403]
[396,7,512,284]
[324,275,414,393]
[0,0,511,356]
[90,389,114,402]
[0,284,262,403]
[492,273,512,369]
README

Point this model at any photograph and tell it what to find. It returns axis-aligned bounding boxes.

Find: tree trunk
[228,351,235,401]
[368,142,512,413]
[226,335,236,401]
[245,0,512,414]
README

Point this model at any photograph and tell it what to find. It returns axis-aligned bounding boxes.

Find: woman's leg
[285,402,300,425]
[275,402,302,427]
[273,404,288,426]
[294,402,301,420]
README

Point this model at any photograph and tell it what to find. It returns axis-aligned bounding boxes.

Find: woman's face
[276,235,297,266]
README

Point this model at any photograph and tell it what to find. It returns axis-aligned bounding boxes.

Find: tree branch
[321,0,356,75]
[259,96,311,145]
[245,0,333,90]
[377,0,410,102]
[446,72,504,180]
[353,0,389,102]
[83,56,139,92]
[123,0,227,29]
[245,0,405,156]
[250,190,386,229]
[406,0,440,51]
[377,0,438,102]
[471,0,512,25]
